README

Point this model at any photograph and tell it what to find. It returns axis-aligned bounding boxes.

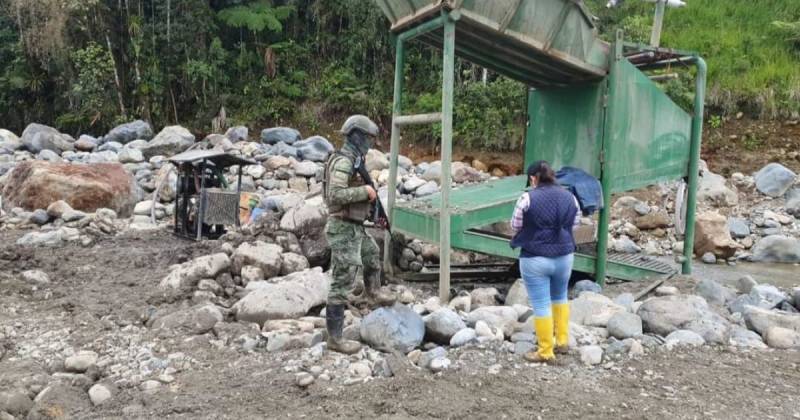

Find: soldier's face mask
[346,130,373,156]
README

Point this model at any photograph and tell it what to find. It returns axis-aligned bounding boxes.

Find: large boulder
[20,123,74,153]
[27,383,91,420]
[424,308,467,345]
[694,278,737,306]
[104,120,153,144]
[754,163,796,197]
[607,312,643,339]
[750,235,800,263]
[261,127,301,145]
[141,125,195,158]
[465,306,519,337]
[232,241,283,278]
[233,268,330,325]
[279,204,327,236]
[360,303,425,353]
[693,211,741,259]
[638,294,731,344]
[150,304,223,337]
[504,279,529,307]
[295,136,334,162]
[366,149,389,172]
[0,129,22,153]
[742,305,800,335]
[2,161,140,216]
[159,253,231,289]
[225,126,249,142]
[697,171,738,207]
[570,292,626,328]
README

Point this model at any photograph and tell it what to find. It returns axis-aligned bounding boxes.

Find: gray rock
[88,384,113,406]
[613,236,641,253]
[261,127,301,145]
[0,390,33,418]
[579,345,603,365]
[62,209,87,222]
[295,372,315,387]
[232,241,283,278]
[728,326,767,349]
[27,384,90,419]
[415,181,439,197]
[293,161,319,177]
[664,330,705,348]
[514,341,536,355]
[728,217,750,238]
[418,346,447,369]
[270,142,299,159]
[607,312,643,339]
[0,128,22,152]
[504,279,529,307]
[737,275,758,294]
[465,306,518,337]
[280,252,310,275]
[638,294,730,344]
[424,308,467,344]
[21,270,50,285]
[105,120,153,144]
[701,252,717,264]
[141,126,195,158]
[365,149,389,172]
[360,303,425,353]
[64,350,98,373]
[570,292,626,327]
[21,123,74,153]
[751,284,789,308]
[694,278,737,306]
[118,147,144,163]
[573,279,602,295]
[634,202,651,216]
[159,253,231,289]
[754,163,796,197]
[743,305,800,335]
[28,209,49,225]
[613,293,635,312]
[764,326,800,349]
[234,268,330,324]
[295,136,334,162]
[225,126,249,142]
[750,235,800,263]
[449,328,477,347]
[698,171,738,206]
[402,177,427,193]
[74,135,98,151]
[150,304,223,336]
[279,204,327,236]
[38,149,61,162]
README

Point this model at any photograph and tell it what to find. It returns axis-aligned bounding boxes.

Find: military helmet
[340,115,379,137]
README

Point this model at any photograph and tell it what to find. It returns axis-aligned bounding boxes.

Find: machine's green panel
[525,83,605,178]
[376,0,610,86]
[605,60,693,193]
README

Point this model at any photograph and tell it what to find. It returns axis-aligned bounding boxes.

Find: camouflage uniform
[323,143,382,305]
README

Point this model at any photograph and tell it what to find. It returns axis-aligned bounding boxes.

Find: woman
[510,160,581,363]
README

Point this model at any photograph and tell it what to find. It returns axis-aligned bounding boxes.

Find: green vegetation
[0,0,797,151]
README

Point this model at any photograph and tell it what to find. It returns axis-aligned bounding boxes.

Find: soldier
[323,115,396,354]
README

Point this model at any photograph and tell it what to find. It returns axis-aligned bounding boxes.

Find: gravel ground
[1,229,799,419]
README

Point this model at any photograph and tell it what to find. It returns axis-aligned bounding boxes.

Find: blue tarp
[556,166,604,216]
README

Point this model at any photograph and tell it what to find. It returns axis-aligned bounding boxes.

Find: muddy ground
[1,229,799,419]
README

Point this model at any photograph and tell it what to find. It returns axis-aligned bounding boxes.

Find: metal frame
[384,7,706,299]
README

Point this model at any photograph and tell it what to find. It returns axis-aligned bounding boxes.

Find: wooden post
[439,15,456,303]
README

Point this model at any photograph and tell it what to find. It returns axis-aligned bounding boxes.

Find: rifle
[355,156,391,230]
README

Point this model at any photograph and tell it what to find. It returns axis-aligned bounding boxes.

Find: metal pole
[650,0,666,48]
[384,36,406,276]
[595,30,624,286]
[398,14,447,42]
[682,57,707,274]
[196,160,207,241]
[439,15,455,303]
[236,165,243,228]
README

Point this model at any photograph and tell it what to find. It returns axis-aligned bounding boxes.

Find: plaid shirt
[511,189,582,235]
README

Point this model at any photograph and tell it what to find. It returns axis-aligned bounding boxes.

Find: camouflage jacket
[323,143,371,221]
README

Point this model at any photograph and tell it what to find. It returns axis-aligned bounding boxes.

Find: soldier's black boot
[325,304,362,355]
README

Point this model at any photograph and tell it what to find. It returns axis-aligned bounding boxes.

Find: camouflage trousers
[326,218,381,305]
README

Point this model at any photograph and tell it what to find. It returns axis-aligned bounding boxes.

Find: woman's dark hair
[526,160,557,186]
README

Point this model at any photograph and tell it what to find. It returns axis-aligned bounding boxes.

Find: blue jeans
[519,254,574,318]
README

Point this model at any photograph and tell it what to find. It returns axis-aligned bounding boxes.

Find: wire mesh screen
[202,188,239,225]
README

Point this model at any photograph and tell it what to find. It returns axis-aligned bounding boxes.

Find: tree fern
[218,1,294,34]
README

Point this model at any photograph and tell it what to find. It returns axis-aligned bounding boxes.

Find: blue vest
[510,185,578,258]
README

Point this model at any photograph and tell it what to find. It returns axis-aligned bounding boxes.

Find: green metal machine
[376,0,706,302]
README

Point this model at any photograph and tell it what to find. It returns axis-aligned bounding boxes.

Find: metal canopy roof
[376,0,611,87]
[168,150,255,168]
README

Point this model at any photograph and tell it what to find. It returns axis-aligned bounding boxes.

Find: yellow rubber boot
[524,317,555,363]
[553,303,570,354]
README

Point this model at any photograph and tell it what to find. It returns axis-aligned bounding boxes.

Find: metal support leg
[439,16,455,303]
[384,37,406,277]
[596,30,624,286]
[682,57,707,275]
[650,0,666,48]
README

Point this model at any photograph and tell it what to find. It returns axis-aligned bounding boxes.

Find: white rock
[21,270,50,285]
[449,328,477,347]
[159,253,231,289]
[88,384,112,406]
[579,345,603,365]
[64,350,98,373]
[664,330,706,348]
